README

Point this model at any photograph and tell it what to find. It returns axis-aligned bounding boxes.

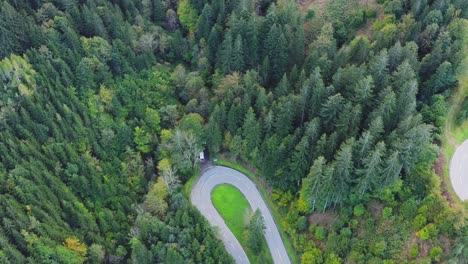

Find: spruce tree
[232,34,245,72]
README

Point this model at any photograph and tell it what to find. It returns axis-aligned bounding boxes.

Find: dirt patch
[368,199,384,220]
[297,0,330,15]
[401,235,419,261]
[434,151,455,206]
[419,240,431,258]
[439,235,452,258]
[308,211,336,228]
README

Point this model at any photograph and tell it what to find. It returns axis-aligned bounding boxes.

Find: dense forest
[0,0,467,263]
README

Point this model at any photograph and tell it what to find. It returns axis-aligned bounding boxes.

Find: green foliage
[382,207,393,218]
[314,226,328,241]
[418,223,439,240]
[353,204,366,217]
[212,184,250,240]
[134,126,152,153]
[301,248,323,264]
[247,209,266,253]
[0,0,465,263]
[429,246,443,262]
[178,0,199,32]
[412,214,427,230]
[409,245,419,259]
[143,177,168,217]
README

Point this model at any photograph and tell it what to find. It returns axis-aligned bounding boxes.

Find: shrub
[409,245,419,259]
[309,224,318,233]
[314,226,328,241]
[417,223,438,240]
[429,246,443,262]
[297,216,308,231]
[365,8,377,19]
[353,204,366,217]
[382,207,393,218]
[412,214,427,230]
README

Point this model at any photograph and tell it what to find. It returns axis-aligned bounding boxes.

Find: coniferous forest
[0,0,467,263]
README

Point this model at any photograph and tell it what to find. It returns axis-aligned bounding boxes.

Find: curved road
[450,139,468,201]
[191,165,291,264]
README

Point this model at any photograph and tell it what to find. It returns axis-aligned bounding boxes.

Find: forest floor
[441,51,468,204]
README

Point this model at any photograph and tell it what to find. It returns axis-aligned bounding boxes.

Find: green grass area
[212,184,273,264]
[212,184,251,239]
[184,169,201,197]
[214,159,299,264]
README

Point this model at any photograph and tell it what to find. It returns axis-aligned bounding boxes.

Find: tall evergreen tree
[356,141,386,196]
[232,34,245,72]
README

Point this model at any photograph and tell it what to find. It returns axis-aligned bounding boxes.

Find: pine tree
[275,74,289,97]
[380,151,402,187]
[232,34,245,72]
[196,4,213,41]
[207,24,221,64]
[244,16,258,68]
[352,76,374,108]
[219,31,233,74]
[332,138,355,204]
[242,107,260,155]
[356,141,386,196]
[151,0,165,23]
[368,49,389,92]
[309,67,327,118]
[320,93,345,132]
[265,24,287,83]
[289,137,311,186]
[301,156,326,211]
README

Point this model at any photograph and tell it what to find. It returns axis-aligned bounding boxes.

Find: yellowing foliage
[64,238,87,257]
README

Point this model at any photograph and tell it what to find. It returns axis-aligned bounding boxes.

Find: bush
[429,246,443,262]
[301,248,323,264]
[297,216,308,231]
[306,8,316,20]
[309,224,318,233]
[409,245,419,259]
[417,223,438,240]
[353,204,366,217]
[314,226,328,241]
[382,207,393,218]
[412,214,427,230]
[365,8,377,19]
[370,240,387,257]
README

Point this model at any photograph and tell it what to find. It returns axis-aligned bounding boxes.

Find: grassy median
[212,184,250,239]
[214,159,298,264]
[212,184,273,264]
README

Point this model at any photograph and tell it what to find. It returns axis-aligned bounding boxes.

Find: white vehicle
[199,151,205,162]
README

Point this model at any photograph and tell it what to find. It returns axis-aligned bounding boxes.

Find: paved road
[191,165,291,264]
[450,139,468,201]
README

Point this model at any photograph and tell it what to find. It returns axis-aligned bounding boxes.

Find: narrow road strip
[191,165,291,264]
[450,139,468,201]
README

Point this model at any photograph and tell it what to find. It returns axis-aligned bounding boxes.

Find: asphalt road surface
[450,139,468,201]
[191,165,291,264]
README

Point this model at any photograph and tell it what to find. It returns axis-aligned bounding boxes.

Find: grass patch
[212,184,273,264]
[212,184,250,239]
[214,158,299,264]
[184,169,201,197]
